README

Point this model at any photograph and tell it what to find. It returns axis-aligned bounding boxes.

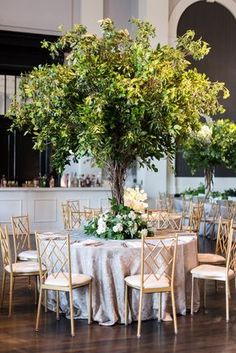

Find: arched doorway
[175,1,236,179]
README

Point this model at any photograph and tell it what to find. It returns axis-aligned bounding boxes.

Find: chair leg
[44,290,48,312]
[226,281,229,322]
[0,271,6,308]
[191,276,194,315]
[69,289,75,337]
[171,290,178,334]
[137,290,143,338]
[203,280,207,309]
[34,276,38,305]
[56,291,60,320]
[35,287,43,331]
[124,283,129,325]
[8,275,14,317]
[88,282,92,324]
[158,293,162,322]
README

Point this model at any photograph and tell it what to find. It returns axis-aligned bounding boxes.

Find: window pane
[6,75,15,113]
[0,75,5,115]
[16,76,21,103]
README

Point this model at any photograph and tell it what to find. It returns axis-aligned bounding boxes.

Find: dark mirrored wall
[0,30,58,185]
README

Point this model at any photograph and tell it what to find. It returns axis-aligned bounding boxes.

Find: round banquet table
[46,233,200,326]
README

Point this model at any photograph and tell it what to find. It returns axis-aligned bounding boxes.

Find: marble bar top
[0,187,110,192]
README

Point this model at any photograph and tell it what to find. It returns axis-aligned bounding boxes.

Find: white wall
[0,0,104,35]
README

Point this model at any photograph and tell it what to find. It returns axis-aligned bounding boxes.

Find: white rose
[116,223,123,232]
[140,228,148,237]
[97,219,107,234]
[113,225,118,233]
[128,211,136,220]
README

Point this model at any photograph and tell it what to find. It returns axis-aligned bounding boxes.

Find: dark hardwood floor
[1,239,236,353]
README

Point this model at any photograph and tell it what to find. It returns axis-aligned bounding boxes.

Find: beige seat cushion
[191,264,235,280]
[198,253,225,264]
[45,272,91,287]
[5,261,40,274]
[125,273,170,290]
[18,250,38,261]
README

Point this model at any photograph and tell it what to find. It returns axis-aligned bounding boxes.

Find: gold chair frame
[125,234,178,337]
[191,228,236,321]
[35,233,92,336]
[198,218,233,265]
[0,225,39,316]
[11,215,32,262]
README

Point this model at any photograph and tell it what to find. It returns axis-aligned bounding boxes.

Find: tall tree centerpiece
[182,118,236,197]
[8,19,228,204]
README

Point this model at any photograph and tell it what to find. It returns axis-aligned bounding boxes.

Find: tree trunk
[107,161,127,205]
[204,166,214,199]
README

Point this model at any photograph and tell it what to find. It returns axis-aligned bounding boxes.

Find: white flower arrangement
[124,187,148,213]
[85,198,151,240]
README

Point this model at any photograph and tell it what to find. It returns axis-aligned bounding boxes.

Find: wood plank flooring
[0,239,236,353]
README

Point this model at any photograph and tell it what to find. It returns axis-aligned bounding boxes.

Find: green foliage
[8,19,228,175]
[182,119,236,174]
[223,188,236,198]
[84,197,150,240]
[182,183,205,196]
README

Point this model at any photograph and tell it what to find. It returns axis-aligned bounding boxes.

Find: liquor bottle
[49,175,55,188]
[1,175,7,187]
[42,175,47,187]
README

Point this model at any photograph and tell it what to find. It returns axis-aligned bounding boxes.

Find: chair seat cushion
[191,264,235,280]
[45,272,91,287]
[18,250,38,261]
[125,274,170,290]
[198,253,225,264]
[5,261,40,274]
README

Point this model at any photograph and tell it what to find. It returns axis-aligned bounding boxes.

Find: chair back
[83,207,102,219]
[0,225,12,271]
[208,203,221,219]
[215,218,233,257]
[224,201,236,221]
[35,233,72,288]
[188,202,204,233]
[61,203,71,230]
[147,211,182,231]
[226,229,236,274]
[11,215,31,262]
[67,200,81,229]
[140,234,178,290]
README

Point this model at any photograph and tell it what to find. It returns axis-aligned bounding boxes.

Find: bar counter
[0,187,111,233]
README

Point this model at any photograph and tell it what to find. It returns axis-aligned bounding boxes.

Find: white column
[75,0,104,35]
[135,0,168,45]
[134,1,173,203]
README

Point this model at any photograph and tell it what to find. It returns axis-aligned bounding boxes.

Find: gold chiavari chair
[191,227,236,321]
[167,194,175,213]
[203,202,221,238]
[11,215,37,262]
[61,203,71,230]
[181,197,193,223]
[183,202,204,234]
[0,225,40,316]
[35,233,92,336]
[156,193,168,211]
[147,211,182,232]
[198,218,233,265]
[66,200,82,229]
[83,206,102,220]
[124,234,178,337]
